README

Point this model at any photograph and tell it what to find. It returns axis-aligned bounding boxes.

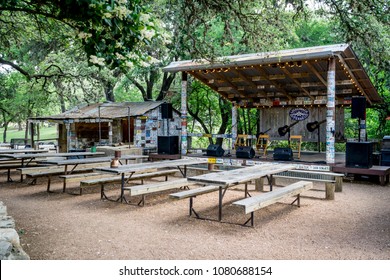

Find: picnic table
[184,163,297,221]
[94,158,205,202]
[0,149,49,155]
[0,151,106,182]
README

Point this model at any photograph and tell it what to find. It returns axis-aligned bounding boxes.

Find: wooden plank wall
[259,107,345,142]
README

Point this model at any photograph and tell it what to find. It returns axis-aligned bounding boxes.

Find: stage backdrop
[259,106,345,142]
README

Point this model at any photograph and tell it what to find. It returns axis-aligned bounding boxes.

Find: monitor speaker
[161,103,173,119]
[236,146,255,159]
[206,144,224,157]
[346,142,373,168]
[157,136,179,155]
[351,97,366,119]
[273,147,293,161]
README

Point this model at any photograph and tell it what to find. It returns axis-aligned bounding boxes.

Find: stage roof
[163,44,381,108]
[30,101,167,122]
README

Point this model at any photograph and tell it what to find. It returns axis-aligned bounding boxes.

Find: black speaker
[346,142,373,168]
[206,144,224,157]
[351,97,366,119]
[236,146,255,159]
[161,103,173,119]
[158,136,179,154]
[273,147,293,161]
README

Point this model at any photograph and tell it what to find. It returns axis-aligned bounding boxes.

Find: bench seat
[169,185,221,200]
[273,170,343,200]
[22,162,109,192]
[233,181,313,226]
[80,169,178,198]
[123,178,199,206]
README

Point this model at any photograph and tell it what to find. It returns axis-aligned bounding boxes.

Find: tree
[0,0,158,76]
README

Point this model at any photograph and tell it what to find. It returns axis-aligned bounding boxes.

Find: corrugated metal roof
[163,44,382,106]
[31,101,166,121]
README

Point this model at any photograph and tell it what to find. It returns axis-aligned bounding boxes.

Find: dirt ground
[0,171,389,260]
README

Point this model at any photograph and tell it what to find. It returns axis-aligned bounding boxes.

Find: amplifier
[236,146,255,159]
[206,144,224,157]
[273,147,293,161]
[346,142,373,168]
[158,136,179,155]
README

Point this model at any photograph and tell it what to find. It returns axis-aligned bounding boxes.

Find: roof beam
[280,67,314,100]
[337,55,372,105]
[306,62,327,86]
[189,72,230,100]
[253,66,292,100]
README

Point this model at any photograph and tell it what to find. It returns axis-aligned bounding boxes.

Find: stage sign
[289,108,309,121]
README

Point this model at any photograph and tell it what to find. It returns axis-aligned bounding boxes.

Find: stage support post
[181,72,188,155]
[326,57,336,165]
[232,105,238,150]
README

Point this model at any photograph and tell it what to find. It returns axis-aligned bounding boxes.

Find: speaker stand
[317,128,321,153]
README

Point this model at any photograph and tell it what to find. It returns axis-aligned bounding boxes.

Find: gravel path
[1,173,389,260]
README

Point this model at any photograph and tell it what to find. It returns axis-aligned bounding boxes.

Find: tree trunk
[215,98,231,146]
[156,72,176,101]
[104,81,115,102]
[2,121,9,143]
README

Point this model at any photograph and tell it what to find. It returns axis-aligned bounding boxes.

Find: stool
[256,134,270,157]
[289,135,302,159]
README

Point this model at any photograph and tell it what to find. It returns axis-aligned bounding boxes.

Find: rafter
[280,67,314,100]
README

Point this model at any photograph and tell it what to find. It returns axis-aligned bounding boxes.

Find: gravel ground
[1,171,389,260]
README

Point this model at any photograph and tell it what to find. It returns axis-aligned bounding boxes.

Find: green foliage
[0,0,159,71]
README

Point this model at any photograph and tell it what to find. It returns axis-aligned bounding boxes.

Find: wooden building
[29,101,181,152]
[162,44,382,165]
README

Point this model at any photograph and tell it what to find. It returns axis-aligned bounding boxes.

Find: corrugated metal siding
[32,101,167,121]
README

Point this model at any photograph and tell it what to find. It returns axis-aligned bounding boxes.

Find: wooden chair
[234,134,248,149]
[256,134,270,157]
[289,135,302,159]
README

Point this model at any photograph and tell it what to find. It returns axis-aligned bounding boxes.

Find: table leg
[120,173,125,203]
[20,159,25,182]
[218,186,223,222]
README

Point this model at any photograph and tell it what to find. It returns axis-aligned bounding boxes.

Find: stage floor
[186,150,346,166]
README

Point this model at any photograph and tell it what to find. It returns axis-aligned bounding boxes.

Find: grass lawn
[0,125,57,143]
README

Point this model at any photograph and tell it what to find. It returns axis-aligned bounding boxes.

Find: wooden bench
[59,173,113,194]
[272,170,344,200]
[0,160,43,182]
[80,169,178,198]
[22,163,109,192]
[170,185,223,217]
[233,181,313,227]
[123,178,199,206]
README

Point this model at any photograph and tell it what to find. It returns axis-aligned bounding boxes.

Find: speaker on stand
[351,96,367,142]
[161,103,173,119]
[158,103,178,154]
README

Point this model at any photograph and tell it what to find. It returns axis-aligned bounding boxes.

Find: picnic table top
[94,158,205,175]
[117,155,149,160]
[0,151,106,159]
[187,163,297,187]
[0,149,50,155]
[41,154,148,166]
[41,156,113,165]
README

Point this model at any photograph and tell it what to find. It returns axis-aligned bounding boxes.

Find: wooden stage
[185,150,390,186]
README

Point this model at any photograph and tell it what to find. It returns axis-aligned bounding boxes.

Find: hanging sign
[289,108,310,121]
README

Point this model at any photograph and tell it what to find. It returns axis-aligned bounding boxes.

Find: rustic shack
[29,101,181,152]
